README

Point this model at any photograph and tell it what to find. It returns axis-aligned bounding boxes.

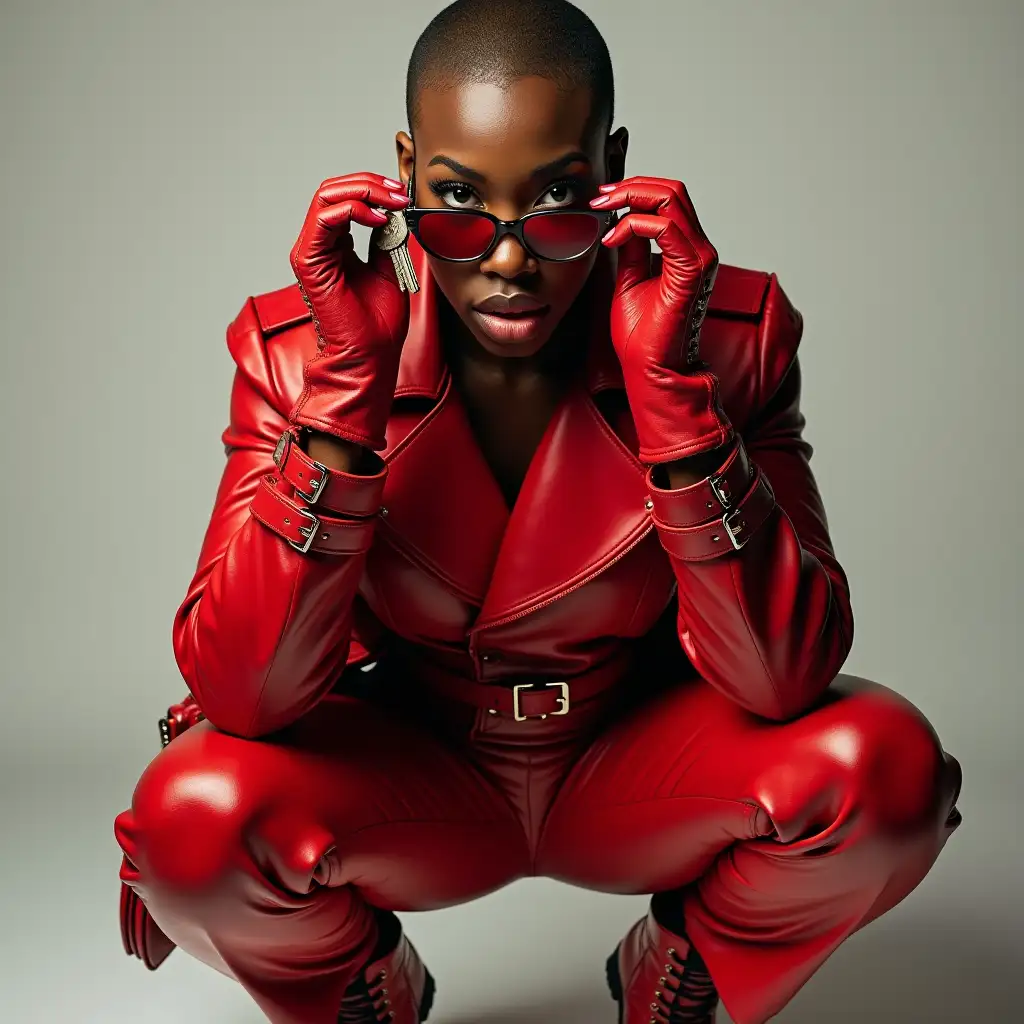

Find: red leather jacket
[173,240,853,738]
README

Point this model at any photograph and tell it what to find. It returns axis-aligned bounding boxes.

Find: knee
[115,729,253,895]
[817,677,962,831]
[115,728,336,898]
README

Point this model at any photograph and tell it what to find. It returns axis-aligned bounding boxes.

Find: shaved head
[406,0,615,139]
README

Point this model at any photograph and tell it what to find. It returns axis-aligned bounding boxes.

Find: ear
[605,126,629,184]
[396,131,415,198]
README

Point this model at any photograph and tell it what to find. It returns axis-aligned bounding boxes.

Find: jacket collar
[395,234,624,400]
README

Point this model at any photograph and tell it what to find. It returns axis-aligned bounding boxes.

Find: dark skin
[310,76,723,501]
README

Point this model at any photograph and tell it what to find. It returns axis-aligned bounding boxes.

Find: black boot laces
[652,946,720,1024]
[338,967,394,1023]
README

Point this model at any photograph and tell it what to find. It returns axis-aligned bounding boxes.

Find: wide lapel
[471,249,652,631]
[377,238,509,606]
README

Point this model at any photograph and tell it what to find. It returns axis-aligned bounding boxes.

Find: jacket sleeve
[651,276,854,720]
[172,298,387,738]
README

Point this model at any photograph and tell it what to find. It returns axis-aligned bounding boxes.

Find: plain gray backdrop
[1,1,1021,1021]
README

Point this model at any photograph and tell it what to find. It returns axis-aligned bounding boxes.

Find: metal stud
[711,534,720,542]
[645,499,654,510]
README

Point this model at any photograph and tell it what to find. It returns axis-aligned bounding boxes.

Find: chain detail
[296,281,328,350]
[685,270,717,366]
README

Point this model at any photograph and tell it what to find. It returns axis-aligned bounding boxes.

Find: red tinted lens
[523,212,601,260]
[416,211,495,260]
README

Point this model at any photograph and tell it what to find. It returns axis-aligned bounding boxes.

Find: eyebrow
[426,150,592,182]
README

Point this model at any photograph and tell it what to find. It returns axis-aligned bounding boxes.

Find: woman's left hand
[591,176,734,464]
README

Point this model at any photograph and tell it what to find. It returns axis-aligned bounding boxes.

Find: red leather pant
[115,671,961,1024]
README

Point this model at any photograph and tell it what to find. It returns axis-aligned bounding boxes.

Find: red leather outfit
[115,239,962,1024]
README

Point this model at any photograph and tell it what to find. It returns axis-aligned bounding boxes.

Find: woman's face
[398,77,623,359]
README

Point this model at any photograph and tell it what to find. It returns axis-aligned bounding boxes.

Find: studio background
[1,1,1020,1020]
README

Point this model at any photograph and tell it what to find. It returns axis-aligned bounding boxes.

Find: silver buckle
[709,472,733,509]
[296,462,328,505]
[723,508,748,550]
[288,507,320,553]
[274,431,328,506]
[512,681,570,722]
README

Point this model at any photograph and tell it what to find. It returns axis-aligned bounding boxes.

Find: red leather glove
[592,176,735,464]
[289,173,412,451]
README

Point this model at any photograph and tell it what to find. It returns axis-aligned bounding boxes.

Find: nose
[480,232,537,280]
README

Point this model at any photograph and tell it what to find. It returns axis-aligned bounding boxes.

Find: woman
[114,1,963,1022]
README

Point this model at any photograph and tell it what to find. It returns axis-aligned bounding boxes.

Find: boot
[338,911,436,1023]
[606,901,720,1024]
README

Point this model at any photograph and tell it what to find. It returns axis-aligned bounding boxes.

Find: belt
[412,655,630,721]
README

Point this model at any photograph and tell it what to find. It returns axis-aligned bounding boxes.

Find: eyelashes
[428,178,477,201]
[427,176,590,206]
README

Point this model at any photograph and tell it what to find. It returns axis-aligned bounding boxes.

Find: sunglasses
[402,171,613,263]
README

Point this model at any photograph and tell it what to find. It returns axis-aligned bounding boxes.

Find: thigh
[122,692,530,911]
[535,673,947,893]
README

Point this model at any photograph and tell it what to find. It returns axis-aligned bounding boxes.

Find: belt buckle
[709,471,733,509]
[723,508,748,550]
[288,507,320,553]
[295,465,327,504]
[274,430,328,505]
[512,681,570,722]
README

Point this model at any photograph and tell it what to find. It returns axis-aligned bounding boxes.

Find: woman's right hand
[288,173,413,452]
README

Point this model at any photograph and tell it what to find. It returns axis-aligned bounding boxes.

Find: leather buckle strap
[652,466,777,561]
[645,439,754,528]
[272,428,386,516]
[513,681,569,721]
[249,474,378,555]
[274,429,327,503]
[411,656,628,720]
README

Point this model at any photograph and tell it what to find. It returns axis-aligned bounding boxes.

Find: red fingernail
[389,191,411,203]
[590,195,610,206]
[372,208,388,220]
[383,178,403,189]
[599,184,617,192]
[601,228,616,242]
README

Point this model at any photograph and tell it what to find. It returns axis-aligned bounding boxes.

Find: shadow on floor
[431,917,1022,1023]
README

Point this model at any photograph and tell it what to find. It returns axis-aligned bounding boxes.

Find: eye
[429,180,483,209]
[536,180,578,208]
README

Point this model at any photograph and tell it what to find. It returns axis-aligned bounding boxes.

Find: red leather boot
[607,903,720,1024]
[337,911,436,1023]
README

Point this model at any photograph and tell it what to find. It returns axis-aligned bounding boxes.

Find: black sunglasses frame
[402,205,615,264]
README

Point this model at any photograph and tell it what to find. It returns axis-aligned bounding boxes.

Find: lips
[473,293,548,316]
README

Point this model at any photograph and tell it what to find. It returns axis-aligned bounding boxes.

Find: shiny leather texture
[337,924,434,1023]
[597,176,733,463]
[170,238,849,737]
[116,238,962,1024]
[288,173,411,451]
[608,906,719,1023]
